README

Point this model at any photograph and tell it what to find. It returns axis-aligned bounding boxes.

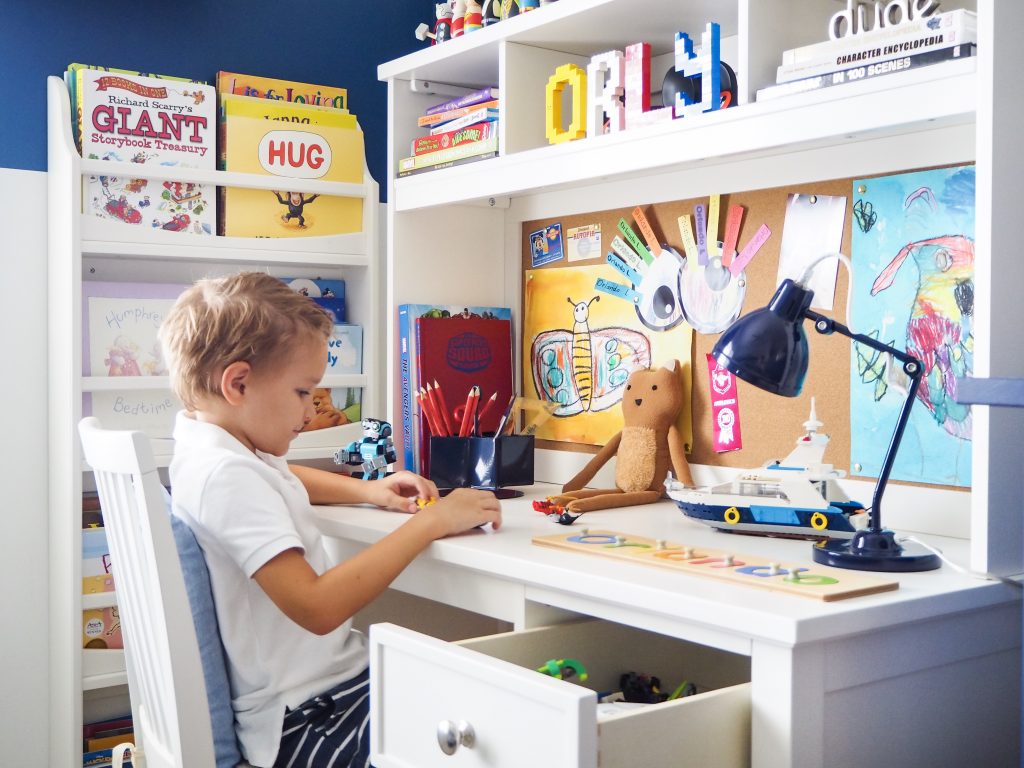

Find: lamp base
[812,529,941,572]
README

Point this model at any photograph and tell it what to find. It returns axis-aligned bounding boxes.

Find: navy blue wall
[3,0,430,200]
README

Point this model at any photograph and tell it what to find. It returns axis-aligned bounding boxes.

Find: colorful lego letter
[545,64,588,145]
[624,43,673,130]
[586,50,626,137]
[672,22,722,119]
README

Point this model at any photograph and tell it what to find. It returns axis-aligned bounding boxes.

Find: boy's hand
[366,470,439,513]
[419,487,502,536]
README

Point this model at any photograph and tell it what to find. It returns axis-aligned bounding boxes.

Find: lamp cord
[894,534,1024,587]
[797,251,855,330]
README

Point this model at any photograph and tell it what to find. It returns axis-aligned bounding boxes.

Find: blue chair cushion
[164,487,242,768]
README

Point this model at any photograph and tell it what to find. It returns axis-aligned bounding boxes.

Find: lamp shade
[711,279,814,397]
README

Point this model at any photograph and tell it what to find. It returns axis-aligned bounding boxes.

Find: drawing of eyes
[853,199,877,233]
[531,296,651,417]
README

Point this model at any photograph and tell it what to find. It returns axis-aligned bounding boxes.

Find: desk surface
[312,483,1018,650]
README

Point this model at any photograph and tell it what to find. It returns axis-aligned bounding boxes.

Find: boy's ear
[220,361,252,405]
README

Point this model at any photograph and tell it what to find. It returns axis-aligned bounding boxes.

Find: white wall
[0,168,50,763]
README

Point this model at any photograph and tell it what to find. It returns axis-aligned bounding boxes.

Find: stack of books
[399,87,500,177]
[757,8,977,102]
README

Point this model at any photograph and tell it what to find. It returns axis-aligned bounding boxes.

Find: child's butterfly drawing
[531,296,651,416]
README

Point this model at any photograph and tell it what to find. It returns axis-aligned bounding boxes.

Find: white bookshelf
[379,0,1021,575]
[46,74,383,766]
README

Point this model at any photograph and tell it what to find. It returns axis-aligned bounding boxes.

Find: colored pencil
[477,390,499,429]
[493,394,517,437]
[418,387,441,436]
[426,382,449,436]
[458,385,480,438]
[432,379,456,437]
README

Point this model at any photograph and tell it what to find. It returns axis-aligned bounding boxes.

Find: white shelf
[82,373,367,393]
[394,57,976,211]
[82,592,118,611]
[81,650,128,691]
[48,69,383,767]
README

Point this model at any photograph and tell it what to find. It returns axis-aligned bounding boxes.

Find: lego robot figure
[334,418,396,480]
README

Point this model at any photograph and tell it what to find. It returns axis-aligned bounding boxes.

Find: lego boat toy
[665,400,868,540]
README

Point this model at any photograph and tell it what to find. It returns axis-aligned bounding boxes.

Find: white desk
[313,484,1021,768]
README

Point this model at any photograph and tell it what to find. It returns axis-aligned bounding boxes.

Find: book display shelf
[376,1,1024,765]
[46,75,382,766]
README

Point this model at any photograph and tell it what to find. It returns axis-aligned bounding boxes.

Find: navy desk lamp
[711,277,940,572]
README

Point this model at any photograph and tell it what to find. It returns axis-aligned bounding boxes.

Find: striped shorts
[275,669,371,768]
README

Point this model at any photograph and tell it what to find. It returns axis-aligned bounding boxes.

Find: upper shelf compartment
[392,56,976,211]
[380,0,738,86]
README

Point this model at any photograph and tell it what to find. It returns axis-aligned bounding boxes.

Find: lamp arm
[803,309,923,532]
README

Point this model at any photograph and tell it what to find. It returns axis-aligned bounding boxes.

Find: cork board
[521,178,860,475]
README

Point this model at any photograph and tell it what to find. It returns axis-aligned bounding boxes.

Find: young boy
[159,272,502,768]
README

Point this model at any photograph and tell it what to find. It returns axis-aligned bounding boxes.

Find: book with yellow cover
[216,71,348,111]
[220,94,364,238]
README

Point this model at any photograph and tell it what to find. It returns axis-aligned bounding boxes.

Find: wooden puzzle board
[533,529,899,601]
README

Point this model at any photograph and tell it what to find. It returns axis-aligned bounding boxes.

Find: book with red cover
[415,315,513,476]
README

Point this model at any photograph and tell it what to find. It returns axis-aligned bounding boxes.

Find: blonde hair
[159,272,333,410]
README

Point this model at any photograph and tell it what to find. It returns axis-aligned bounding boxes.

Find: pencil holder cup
[429,435,534,497]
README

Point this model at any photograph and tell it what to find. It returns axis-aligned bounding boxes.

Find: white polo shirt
[169,412,368,767]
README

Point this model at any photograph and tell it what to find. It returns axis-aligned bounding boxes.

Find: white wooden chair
[78,417,230,768]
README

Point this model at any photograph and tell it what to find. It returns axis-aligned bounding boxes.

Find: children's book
[78,69,216,235]
[282,276,346,323]
[83,745,134,767]
[82,527,114,594]
[398,135,498,174]
[66,63,206,150]
[427,108,499,136]
[425,87,499,115]
[216,71,348,111]
[82,282,188,439]
[397,151,498,178]
[219,94,364,238]
[414,120,496,156]
[326,324,362,375]
[83,606,123,649]
[416,99,499,127]
[397,304,512,472]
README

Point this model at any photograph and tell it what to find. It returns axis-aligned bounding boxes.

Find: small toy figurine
[464,0,483,32]
[547,362,694,517]
[481,0,500,26]
[537,658,588,681]
[415,2,454,45]
[451,0,466,36]
[334,418,397,480]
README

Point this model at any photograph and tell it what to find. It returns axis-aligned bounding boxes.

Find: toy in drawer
[369,619,751,768]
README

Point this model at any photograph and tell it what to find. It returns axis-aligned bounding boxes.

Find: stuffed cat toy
[549,361,694,514]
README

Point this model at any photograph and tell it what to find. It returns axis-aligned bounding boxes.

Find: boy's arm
[290,464,438,512]
[253,487,501,634]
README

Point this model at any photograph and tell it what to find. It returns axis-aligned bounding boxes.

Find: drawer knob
[436,719,476,755]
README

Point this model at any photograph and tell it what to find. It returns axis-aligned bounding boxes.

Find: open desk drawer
[369,619,751,768]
